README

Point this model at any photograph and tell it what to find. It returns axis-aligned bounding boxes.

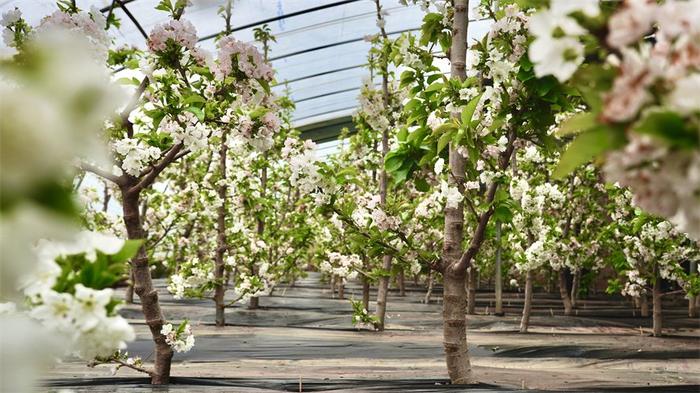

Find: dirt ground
[45,273,700,392]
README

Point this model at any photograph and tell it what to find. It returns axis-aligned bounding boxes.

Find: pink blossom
[601,48,653,123]
[606,0,656,49]
[147,19,197,53]
[215,36,274,81]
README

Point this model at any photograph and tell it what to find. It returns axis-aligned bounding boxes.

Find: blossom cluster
[528,1,599,82]
[113,137,162,176]
[38,7,110,61]
[161,321,195,353]
[214,36,274,81]
[167,258,213,300]
[20,232,135,360]
[148,19,197,53]
[287,137,328,204]
[350,193,400,231]
[319,252,363,283]
[161,112,211,152]
[621,220,698,297]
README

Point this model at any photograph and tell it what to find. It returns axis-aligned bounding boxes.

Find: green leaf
[424,82,444,92]
[393,166,410,184]
[633,110,698,148]
[407,126,428,145]
[414,177,430,192]
[493,205,513,222]
[258,78,271,95]
[116,77,140,86]
[384,153,405,173]
[397,127,408,142]
[461,94,482,127]
[553,125,626,178]
[124,59,140,70]
[433,122,457,135]
[183,94,206,106]
[111,239,143,263]
[437,131,453,154]
[185,106,205,121]
[557,112,596,136]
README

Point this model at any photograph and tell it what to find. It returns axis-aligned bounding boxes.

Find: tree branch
[129,143,184,194]
[88,357,154,377]
[452,127,517,273]
[80,162,125,186]
[121,77,150,138]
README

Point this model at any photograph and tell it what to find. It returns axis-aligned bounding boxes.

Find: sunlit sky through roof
[1,0,490,126]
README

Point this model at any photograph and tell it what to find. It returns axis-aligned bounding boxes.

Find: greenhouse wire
[113,0,148,40]
[196,0,365,42]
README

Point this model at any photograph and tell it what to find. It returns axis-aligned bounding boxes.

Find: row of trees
[1,0,698,389]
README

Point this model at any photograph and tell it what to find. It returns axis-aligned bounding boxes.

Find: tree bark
[558,269,573,316]
[690,261,697,318]
[466,268,476,315]
[424,272,434,304]
[121,187,173,384]
[652,262,662,337]
[249,156,268,310]
[398,270,406,297]
[362,258,371,311]
[443,271,470,383]
[375,255,393,330]
[372,0,392,333]
[494,222,503,316]
[570,269,581,309]
[440,0,472,384]
[125,270,135,304]
[214,131,228,327]
[640,293,650,318]
[338,281,345,300]
[519,270,534,333]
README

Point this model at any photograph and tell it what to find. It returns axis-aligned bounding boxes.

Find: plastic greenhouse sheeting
[0,0,489,124]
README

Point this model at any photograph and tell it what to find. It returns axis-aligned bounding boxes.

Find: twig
[80,162,125,185]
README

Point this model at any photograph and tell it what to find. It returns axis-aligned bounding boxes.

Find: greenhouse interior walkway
[46,273,700,392]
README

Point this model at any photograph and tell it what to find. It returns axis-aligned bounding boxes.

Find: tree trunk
[690,262,697,318]
[213,131,228,327]
[640,293,650,317]
[373,0,392,333]
[121,188,173,384]
[519,270,534,333]
[494,222,503,316]
[558,269,573,316]
[338,281,345,300]
[440,0,472,384]
[249,154,268,311]
[443,271,471,383]
[125,269,135,304]
[362,258,370,311]
[375,255,393,330]
[398,270,406,297]
[570,269,581,309]
[652,262,662,337]
[424,271,434,304]
[466,268,476,315]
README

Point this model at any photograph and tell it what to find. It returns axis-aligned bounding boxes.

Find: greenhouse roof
[0,0,490,126]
